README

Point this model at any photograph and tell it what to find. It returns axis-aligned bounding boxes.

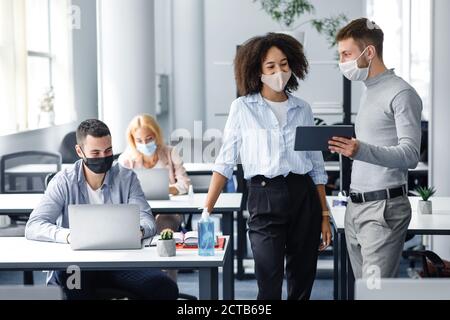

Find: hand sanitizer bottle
[198,209,215,256]
[188,184,194,200]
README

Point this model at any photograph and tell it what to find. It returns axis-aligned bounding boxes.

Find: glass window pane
[26,0,50,53]
[410,0,431,120]
[27,56,51,129]
[367,0,431,120]
[367,0,405,76]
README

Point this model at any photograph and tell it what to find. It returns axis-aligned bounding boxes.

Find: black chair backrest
[58,131,78,163]
[44,172,58,189]
[0,151,62,194]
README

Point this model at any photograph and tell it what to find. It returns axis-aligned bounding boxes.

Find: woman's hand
[169,186,179,196]
[319,217,332,251]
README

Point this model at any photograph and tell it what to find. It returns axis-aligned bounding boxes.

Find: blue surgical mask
[136,141,157,156]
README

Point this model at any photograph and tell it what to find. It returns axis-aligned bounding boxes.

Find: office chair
[403,250,450,278]
[0,151,62,194]
[58,132,78,164]
[0,151,61,286]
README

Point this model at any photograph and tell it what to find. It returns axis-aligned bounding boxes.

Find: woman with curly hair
[204,33,332,300]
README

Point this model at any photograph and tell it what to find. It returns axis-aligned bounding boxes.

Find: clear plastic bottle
[198,209,215,256]
[188,184,194,200]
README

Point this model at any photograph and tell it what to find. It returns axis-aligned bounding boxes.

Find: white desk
[0,193,242,300]
[7,163,227,175]
[0,193,242,215]
[0,194,43,215]
[327,196,450,300]
[0,236,230,300]
[149,193,242,213]
[5,164,72,174]
[5,161,426,175]
[183,163,238,176]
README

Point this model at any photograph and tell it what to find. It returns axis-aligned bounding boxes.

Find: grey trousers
[345,194,411,279]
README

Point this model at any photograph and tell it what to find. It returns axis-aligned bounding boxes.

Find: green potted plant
[157,228,176,257]
[416,186,436,215]
[253,0,348,48]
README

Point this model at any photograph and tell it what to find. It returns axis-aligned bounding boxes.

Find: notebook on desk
[150,233,225,250]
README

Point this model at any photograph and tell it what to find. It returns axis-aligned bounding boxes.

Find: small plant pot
[157,239,176,257]
[418,200,432,215]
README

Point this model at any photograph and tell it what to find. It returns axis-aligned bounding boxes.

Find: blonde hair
[126,114,164,154]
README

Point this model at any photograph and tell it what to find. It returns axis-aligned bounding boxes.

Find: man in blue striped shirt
[26,119,178,300]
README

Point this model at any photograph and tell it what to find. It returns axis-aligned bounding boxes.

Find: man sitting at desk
[25,119,179,300]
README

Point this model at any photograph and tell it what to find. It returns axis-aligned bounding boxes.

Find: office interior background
[0,0,449,300]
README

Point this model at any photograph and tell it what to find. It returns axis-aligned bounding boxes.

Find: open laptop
[68,204,142,250]
[134,168,170,200]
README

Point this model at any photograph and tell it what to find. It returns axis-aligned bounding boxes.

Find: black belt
[250,173,305,187]
[349,185,407,203]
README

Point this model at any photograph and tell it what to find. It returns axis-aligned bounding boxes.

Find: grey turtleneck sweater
[351,69,423,192]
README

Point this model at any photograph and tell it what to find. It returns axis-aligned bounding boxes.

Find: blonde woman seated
[119,114,191,234]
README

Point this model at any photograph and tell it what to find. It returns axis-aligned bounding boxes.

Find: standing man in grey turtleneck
[328,18,422,280]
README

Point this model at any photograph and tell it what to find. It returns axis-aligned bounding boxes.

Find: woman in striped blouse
[204,33,332,300]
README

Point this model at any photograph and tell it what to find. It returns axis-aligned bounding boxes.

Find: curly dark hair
[234,32,309,97]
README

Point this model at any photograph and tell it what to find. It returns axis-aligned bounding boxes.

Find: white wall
[171,0,206,135]
[430,0,450,260]
[203,0,365,131]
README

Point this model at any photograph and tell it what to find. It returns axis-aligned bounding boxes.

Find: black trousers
[54,269,179,300]
[247,173,322,300]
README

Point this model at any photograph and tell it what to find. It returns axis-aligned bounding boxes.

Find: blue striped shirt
[213,93,328,184]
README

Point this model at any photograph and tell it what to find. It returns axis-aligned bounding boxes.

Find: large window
[367,0,432,120]
[0,0,75,136]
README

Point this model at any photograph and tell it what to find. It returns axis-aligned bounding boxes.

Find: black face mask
[80,149,114,174]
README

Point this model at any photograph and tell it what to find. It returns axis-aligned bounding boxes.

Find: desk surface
[0,236,229,270]
[328,196,450,234]
[5,164,72,174]
[6,162,427,174]
[149,193,242,213]
[0,193,243,214]
[6,163,228,174]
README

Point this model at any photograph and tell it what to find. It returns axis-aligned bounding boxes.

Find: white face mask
[261,70,292,92]
[339,47,372,81]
